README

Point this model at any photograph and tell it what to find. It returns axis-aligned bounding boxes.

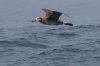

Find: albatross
[32,8,73,26]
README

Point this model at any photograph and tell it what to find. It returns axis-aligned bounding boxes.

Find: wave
[0,39,50,48]
[0,24,100,48]
[75,25,100,29]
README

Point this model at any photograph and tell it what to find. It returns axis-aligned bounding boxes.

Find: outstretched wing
[42,8,62,21]
[42,8,53,17]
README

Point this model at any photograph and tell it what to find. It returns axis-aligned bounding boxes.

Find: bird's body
[37,17,63,25]
[32,8,73,26]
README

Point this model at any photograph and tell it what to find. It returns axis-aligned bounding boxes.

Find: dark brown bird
[32,8,73,26]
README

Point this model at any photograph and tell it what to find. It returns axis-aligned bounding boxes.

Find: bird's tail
[64,23,73,26]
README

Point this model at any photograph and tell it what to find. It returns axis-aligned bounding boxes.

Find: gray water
[0,0,100,66]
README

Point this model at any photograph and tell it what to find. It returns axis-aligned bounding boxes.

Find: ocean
[0,0,100,66]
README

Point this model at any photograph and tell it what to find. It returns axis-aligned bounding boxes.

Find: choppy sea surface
[0,0,100,66]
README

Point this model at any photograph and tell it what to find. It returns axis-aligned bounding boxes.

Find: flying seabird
[32,8,73,26]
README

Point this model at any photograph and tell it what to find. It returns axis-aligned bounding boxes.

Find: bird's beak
[32,20,36,22]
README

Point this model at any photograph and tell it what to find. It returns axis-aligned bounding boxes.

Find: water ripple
[0,39,50,48]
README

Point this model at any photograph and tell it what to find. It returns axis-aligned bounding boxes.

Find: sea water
[0,0,100,66]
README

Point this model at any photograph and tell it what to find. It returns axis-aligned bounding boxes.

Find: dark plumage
[32,8,73,26]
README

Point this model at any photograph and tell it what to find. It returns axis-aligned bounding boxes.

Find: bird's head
[32,17,42,22]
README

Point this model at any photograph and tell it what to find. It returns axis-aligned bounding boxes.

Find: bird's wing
[42,8,62,21]
[42,8,53,18]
